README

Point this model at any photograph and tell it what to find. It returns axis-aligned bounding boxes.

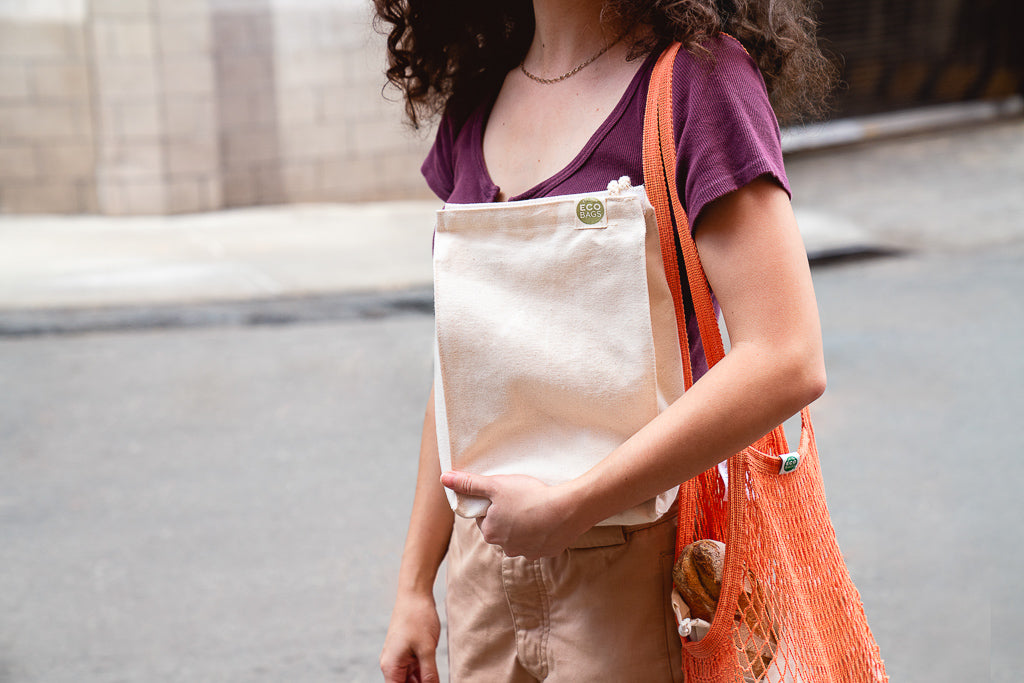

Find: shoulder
[667,35,790,226]
[421,105,480,202]
[670,34,768,118]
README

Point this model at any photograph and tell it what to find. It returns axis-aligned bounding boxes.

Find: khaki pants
[445,513,684,682]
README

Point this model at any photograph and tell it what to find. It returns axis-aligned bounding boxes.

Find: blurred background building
[0,0,1021,216]
[819,0,1022,117]
[0,0,424,215]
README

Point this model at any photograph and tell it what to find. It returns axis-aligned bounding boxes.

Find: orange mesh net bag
[643,43,889,683]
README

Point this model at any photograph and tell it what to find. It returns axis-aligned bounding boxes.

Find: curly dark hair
[373,0,835,128]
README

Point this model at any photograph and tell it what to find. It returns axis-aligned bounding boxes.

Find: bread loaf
[672,539,724,623]
[672,540,780,682]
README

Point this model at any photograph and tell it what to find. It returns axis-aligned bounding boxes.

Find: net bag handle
[641,44,726,380]
[641,43,753,657]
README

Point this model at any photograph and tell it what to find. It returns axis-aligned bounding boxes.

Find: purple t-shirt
[422,35,790,228]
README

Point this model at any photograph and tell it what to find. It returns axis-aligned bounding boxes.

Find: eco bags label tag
[779,453,801,475]
[575,197,607,229]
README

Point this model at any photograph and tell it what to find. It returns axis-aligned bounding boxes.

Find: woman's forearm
[439,335,825,560]
[395,387,454,597]
[567,336,825,530]
[569,178,826,529]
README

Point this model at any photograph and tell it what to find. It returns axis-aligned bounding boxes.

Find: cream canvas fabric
[433,182,685,526]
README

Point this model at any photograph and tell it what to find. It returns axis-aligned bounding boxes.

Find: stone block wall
[0,0,433,215]
[0,4,96,213]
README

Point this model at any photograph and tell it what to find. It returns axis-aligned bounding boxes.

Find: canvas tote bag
[644,42,889,682]
[433,181,686,526]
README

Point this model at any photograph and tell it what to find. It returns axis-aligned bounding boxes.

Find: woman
[376,1,833,681]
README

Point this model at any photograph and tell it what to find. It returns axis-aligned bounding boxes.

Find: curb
[781,95,1024,154]
[0,244,897,338]
[0,286,435,338]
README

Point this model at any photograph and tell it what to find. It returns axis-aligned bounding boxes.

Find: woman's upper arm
[693,176,826,395]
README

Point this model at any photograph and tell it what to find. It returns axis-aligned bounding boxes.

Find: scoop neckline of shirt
[472,49,660,203]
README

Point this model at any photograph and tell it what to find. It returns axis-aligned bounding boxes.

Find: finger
[379,661,408,683]
[440,470,492,498]
[415,649,440,683]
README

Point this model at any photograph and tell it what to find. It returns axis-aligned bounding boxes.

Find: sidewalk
[0,198,880,315]
[0,202,438,311]
[2,111,1022,318]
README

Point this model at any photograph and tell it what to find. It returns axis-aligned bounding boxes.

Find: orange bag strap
[642,42,693,390]
[642,43,725,379]
[642,44,749,581]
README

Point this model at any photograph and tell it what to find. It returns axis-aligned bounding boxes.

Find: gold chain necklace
[519,33,624,85]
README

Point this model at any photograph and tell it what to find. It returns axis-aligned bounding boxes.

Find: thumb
[440,470,492,498]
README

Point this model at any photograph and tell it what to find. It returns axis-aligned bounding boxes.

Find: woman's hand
[440,471,590,560]
[380,590,442,683]
[381,387,452,682]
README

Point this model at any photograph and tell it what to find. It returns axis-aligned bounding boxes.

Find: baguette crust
[672,539,725,623]
[672,539,781,681]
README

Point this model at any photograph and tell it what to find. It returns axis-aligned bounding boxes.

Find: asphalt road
[2,119,1023,682]
[2,241,1021,682]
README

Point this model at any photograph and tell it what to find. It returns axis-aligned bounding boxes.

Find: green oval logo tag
[781,455,799,473]
[576,198,605,225]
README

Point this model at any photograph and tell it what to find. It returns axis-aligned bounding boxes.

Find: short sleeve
[672,35,790,229]
[421,109,458,202]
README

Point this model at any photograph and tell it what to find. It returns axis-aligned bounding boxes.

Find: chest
[481,63,644,200]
